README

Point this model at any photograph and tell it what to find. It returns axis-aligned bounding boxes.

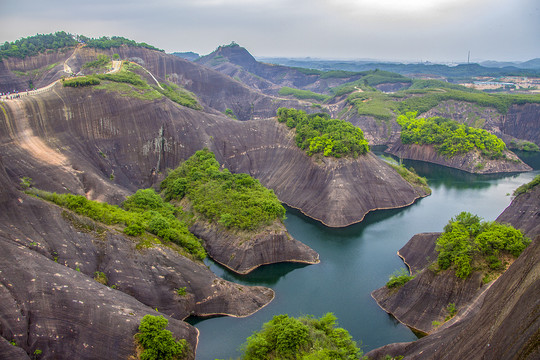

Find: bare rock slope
[386,142,531,174]
[0,154,273,359]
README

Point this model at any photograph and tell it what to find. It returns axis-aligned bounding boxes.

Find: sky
[1,0,539,63]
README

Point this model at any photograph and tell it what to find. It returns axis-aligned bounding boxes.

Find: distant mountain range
[170,45,540,80]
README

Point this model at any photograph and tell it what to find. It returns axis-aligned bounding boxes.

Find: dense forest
[0,31,77,59]
[277,108,370,158]
[77,35,163,52]
[396,112,507,158]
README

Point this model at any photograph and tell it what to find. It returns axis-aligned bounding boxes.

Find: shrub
[25,188,206,260]
[436,211,530,278]
[241,313,362,360]
[63,76,100,87]
[82,54,110,69]
[93,271,108,285]
[386,268,415,288]
[135,315,187,360]
[513,175,540,196]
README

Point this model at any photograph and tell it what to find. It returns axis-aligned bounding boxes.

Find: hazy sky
[1,0,539,62]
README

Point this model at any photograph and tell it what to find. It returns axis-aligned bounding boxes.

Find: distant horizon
[2,31,538,66]
[2,0,538,64]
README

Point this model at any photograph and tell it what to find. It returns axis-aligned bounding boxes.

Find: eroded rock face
[367,236,540,360]
[496,184,540,238]
[385,142,532,174]
[371,232,486,334]
[369,182,540,359]
[189,219,319,274]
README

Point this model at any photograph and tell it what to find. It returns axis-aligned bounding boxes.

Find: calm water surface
[189,151,540,360]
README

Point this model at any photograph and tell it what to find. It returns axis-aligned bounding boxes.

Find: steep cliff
[423,101,540,147]
[367,235,540,360]
[385,142,531,174]
[496,184,540,238]
[368,179,540,359]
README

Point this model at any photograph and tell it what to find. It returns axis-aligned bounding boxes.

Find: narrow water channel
[189,151,540,360]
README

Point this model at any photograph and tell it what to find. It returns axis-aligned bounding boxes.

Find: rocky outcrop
[0,86,429,227]
[196,44,364,95]
[209,120,430,227]
[386,142,532,174]
[366,235,540,360]
[503,103,540,146]
[369,179,540,359]
[0,177,275,358]
[371,233,487,334]
[63,45,310,120]
[0,48,74,93]
[189,219,319,274]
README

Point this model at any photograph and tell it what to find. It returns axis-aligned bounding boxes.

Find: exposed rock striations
[386,142,532,174]
[189,219,319,274]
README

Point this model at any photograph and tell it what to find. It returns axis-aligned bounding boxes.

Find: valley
[0,33,539,359]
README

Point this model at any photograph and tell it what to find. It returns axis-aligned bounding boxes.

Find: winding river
[189,150,540,360]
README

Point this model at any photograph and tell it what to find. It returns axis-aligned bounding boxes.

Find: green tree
[241,313,362,360]
[135,315,187,360]
[436,211,530,278]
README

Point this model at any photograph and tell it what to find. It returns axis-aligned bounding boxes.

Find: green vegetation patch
[156,82,202,110]
[63,76,100,87]
[436,211,530,279]
[240,313,363,360]
[513,174,540,196]
[78,35,163,52]
[277,108,369,158]
[330,70,411,97]
[136,315,188,360]
[396,88,540,114]
[386,268,415,288]
[82,54,110,69]
[278,87,331,103]
[380,156,431,194]
[346,91,397,121]
[26,188,206,260]
[0,31,77,59]
[397,112,506,159]
[509,139,539,152]
[160,149,286,231]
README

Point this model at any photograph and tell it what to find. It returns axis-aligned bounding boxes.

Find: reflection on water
[189,150,540,360]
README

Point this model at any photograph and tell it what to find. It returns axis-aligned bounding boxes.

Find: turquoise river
[188,150,540,359]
